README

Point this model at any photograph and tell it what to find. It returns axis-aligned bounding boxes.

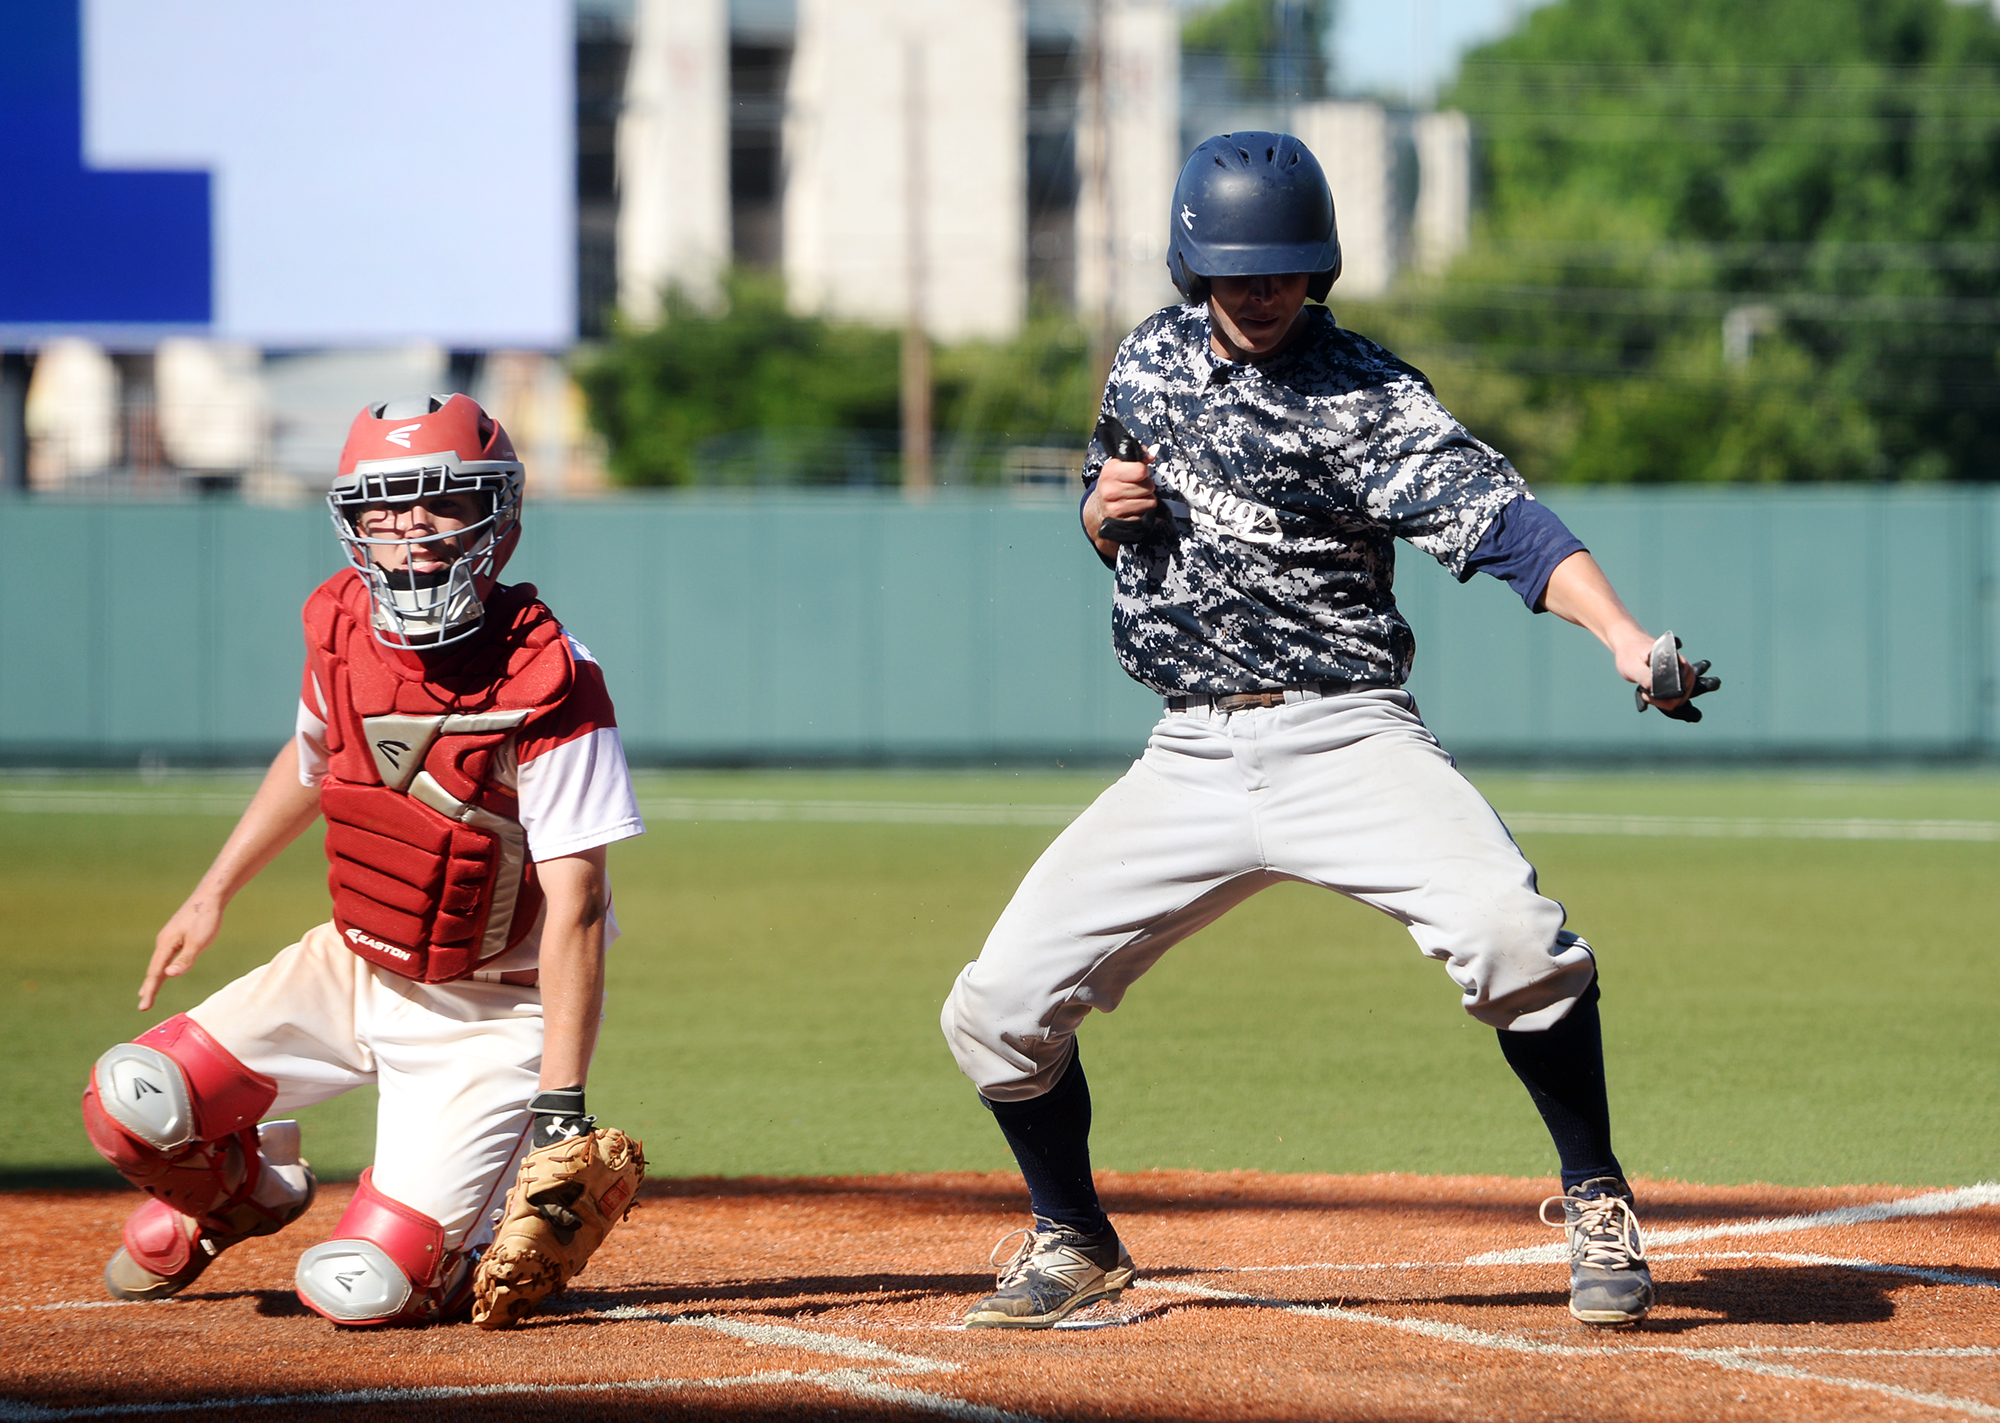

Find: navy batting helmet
[1167,132,1342,304]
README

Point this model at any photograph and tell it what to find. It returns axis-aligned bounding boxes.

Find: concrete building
[1291,100,1396,299]
[727,2,794,271]
[156,339,264,476]
[617,0,732,318]
[1074,0,1184,333]
[782,0,1026,342]
[23,339,117,486]
[1414,109,1473,275]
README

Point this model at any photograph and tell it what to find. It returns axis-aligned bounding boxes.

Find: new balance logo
[375,739,410,770]
[385,423,422,449]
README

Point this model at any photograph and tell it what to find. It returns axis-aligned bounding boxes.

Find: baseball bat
[1094,414,1175,545]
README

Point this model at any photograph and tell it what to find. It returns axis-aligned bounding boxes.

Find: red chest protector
[304,570,573,983]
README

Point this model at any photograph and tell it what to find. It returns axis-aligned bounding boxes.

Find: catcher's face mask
[329,394,525,650]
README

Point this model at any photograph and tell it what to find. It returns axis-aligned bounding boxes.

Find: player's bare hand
[1082,448,1161,555]
[140,892,224,1011]
[1095,448,1160,522]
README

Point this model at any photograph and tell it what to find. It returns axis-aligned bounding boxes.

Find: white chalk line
[1135,1279,2000,1420]
[637,797,1083,827]
[632,1307,959,1374]
[0,1370,1044,1423]
[11,1181,1996,1419]
[0,790,256,816]
[1206,1251,2000,1292]
[1471,1181,2000,1265]
[1653,1251,2000,1291]
[1167,1182,2000,1279]
[0,1311,1042,1423]
[6,1300,154,1314]
[6,787,1998,842]
[1500,811,2000,842]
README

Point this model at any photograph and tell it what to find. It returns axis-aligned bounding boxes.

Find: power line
[1458,59,2000,80]
[1386,283,2000,323]
[1468,242,2000,270]
[1383,342,2000,404]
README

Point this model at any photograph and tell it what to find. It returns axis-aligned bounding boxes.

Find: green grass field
[4,768,1995,1190]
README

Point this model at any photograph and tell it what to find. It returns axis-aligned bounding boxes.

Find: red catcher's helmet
[328,394,526,649]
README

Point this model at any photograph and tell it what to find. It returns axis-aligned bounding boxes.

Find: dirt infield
[4,1171,1997,1422]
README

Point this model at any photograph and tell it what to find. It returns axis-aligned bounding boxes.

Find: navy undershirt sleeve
[1080,479,1116,569]
[1462,494,1587,611]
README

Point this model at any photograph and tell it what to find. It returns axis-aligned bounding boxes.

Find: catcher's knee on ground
[83,1014,288,1222]
[83,1015,315,1298]
[295,1170,470,1326]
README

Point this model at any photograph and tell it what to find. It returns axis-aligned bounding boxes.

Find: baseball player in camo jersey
[80,394,647,1326]
[942,134,1718,1330]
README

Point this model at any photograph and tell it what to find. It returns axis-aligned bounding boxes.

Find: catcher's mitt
[471,1126,646,1329]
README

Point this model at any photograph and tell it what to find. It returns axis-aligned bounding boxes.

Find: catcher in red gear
[81,394,647,1326]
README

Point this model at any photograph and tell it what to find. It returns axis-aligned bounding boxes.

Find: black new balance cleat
[1542,1177,1654,1327]
[964,1220,1135,1329]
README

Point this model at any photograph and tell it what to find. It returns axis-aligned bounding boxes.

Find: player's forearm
[534,848,610,1091]
[194,740,323,906]
[537,952,604,1092]
[1080,484,1122,561]
[1539,551,1657,684]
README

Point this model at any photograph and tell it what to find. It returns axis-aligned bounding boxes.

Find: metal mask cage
[327,462,523,650]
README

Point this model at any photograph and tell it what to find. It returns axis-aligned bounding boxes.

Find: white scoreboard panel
[4,0,574,348]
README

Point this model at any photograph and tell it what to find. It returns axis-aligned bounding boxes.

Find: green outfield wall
[1,486,1993,764]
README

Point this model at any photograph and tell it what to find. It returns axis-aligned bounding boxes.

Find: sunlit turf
[4,767,1995,1190]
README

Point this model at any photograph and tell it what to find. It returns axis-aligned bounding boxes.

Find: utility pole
[900,36,933,496]
[0,352,32,494]
[448,350,483,398]
[1083,0,1118,392]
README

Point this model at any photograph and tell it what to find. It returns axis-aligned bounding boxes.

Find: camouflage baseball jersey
[1086,302,1527,696]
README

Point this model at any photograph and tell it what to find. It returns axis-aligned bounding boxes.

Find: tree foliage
[1343,0,2000,482]
[1182,0,1335,98]
[573,273,901,486]
[933,311,1103,452]
[574,271,1102,487]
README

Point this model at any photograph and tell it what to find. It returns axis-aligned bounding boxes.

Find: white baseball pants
[187,923,541,1249]
[942,688,1596,1102]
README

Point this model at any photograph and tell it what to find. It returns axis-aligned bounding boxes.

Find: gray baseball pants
[942,688,1596,1102]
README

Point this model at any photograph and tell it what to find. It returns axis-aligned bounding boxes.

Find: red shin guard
[295,1171,466,1326]
[121,1197,205,1278]
[81,1015,279,1227]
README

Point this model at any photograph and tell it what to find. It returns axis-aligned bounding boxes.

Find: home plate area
[5,1172,1998,1422]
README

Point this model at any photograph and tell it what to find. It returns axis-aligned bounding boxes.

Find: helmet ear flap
[1169,250,1210,303]
[1307,269,1336,303]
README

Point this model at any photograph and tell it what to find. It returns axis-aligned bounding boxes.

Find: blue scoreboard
[1,0,572,347]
